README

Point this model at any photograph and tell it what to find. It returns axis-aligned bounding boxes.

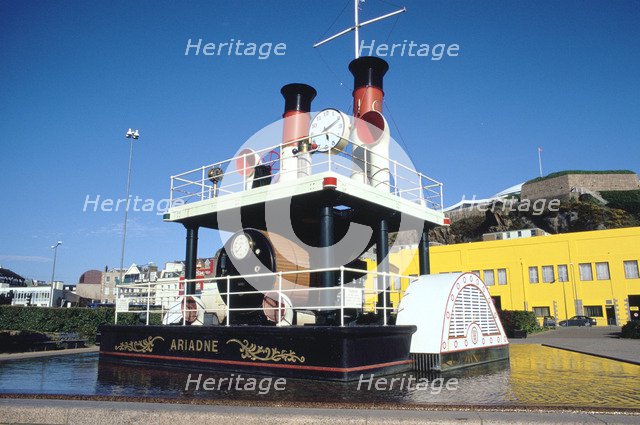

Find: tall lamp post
[50,241,62,307]
[119,129,140,286]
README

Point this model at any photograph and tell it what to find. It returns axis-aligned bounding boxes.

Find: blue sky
[0,0,638,283]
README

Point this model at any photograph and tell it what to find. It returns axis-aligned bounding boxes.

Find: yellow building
[382,227,640,326]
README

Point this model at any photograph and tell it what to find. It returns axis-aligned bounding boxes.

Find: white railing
[114,267,414,327]
[169,134,444,211]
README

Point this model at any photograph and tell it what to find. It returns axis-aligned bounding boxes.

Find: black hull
[99,324,416,381]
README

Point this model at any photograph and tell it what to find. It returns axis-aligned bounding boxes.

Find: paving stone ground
[509,326,640,364]
[0,398,639,425]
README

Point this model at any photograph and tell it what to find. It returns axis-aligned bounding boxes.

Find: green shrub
[498,310,541,335]
[601,190,640,216]
[0,306,161,344]
[621,321,640,339]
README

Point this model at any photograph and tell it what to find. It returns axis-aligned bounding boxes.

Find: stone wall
[75,283,102,301]
[521,173,639,201]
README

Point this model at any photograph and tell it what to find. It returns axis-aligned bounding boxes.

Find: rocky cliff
[430,196,640,244]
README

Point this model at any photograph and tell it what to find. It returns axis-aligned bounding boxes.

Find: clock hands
[322,118,341,133]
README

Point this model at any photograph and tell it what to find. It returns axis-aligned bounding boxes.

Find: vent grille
[411,353,441,371]
[449,285,498,338]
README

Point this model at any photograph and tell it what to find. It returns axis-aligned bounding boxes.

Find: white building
[0,285,65,307]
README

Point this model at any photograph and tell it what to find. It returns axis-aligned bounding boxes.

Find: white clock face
[309,109,349,153]
[230,234,252,260]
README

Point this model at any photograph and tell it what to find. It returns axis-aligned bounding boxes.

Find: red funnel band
[280,83,316,147]
[353,86,384,117]
[282,110,311,146]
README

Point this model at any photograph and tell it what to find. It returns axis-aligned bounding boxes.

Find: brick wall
[521,173,639,201]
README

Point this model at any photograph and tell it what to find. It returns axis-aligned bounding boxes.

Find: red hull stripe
[101,351,412,373]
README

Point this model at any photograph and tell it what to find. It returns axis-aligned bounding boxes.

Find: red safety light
[443,217,451,225]
[323,177,338,189]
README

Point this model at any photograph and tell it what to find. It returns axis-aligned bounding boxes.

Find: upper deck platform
[164,133,445,235]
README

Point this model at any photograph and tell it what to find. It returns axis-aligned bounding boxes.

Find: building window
[484,270,495,286]
[623,260,639,279]
[542,266,555,283]
[533,306,550,317]
[579,263,593,281]
[471,270,480,277]
[497,268,507,285]
[595,262,610,280]
[106,276,110,282]
[558,265,569,282]
[584,305,603,317]
[529,267,539,284]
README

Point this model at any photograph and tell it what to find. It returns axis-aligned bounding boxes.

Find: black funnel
[348,56,389,90]
[281,83,317,113]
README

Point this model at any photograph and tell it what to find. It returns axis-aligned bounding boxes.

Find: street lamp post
[119,129,140,286]
[50,241,62,307]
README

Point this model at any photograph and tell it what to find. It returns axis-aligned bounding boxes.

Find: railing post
[182,285,186,326]
[114,285,118,324]
[364,147,368,183]
[393,160,398,194]
[170,176,174,207]
[201,166,205,201]
[225,276,230,327]
[340,266,345,327]
[419,174,424,205]
[243,154,247,190]
[440,182,444,211]
[278,272,283,325]
[146,280,150,325]
[383,272,388,326]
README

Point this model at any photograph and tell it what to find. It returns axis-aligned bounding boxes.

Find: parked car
[543,316,557,328]
[88,302,115,309]
[558,315,597,327]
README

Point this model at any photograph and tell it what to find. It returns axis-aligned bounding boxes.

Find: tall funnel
[348,56,389,117]
[280,83,317,183]
[349,57,391,189]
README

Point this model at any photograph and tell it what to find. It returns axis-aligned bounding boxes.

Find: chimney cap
[281,83,317,113]
[349,56,389,90]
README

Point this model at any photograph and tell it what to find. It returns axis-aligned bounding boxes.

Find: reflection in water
[0,345,638,408]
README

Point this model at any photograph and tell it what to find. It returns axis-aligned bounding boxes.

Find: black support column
[184,224,199,295]
[418,228,430,275]
[317,205,335,323]
[319,205,335,286]
[376,218,390,320]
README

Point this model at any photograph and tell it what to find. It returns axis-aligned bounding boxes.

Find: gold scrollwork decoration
[115,336,164,353]
[227,338,305,363]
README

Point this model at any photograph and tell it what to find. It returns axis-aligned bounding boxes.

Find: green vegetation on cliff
[436,198,640,244]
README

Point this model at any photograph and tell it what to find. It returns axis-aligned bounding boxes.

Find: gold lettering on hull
[169,338,219,353]
[115,336,164,353]
[226,338,305,363]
